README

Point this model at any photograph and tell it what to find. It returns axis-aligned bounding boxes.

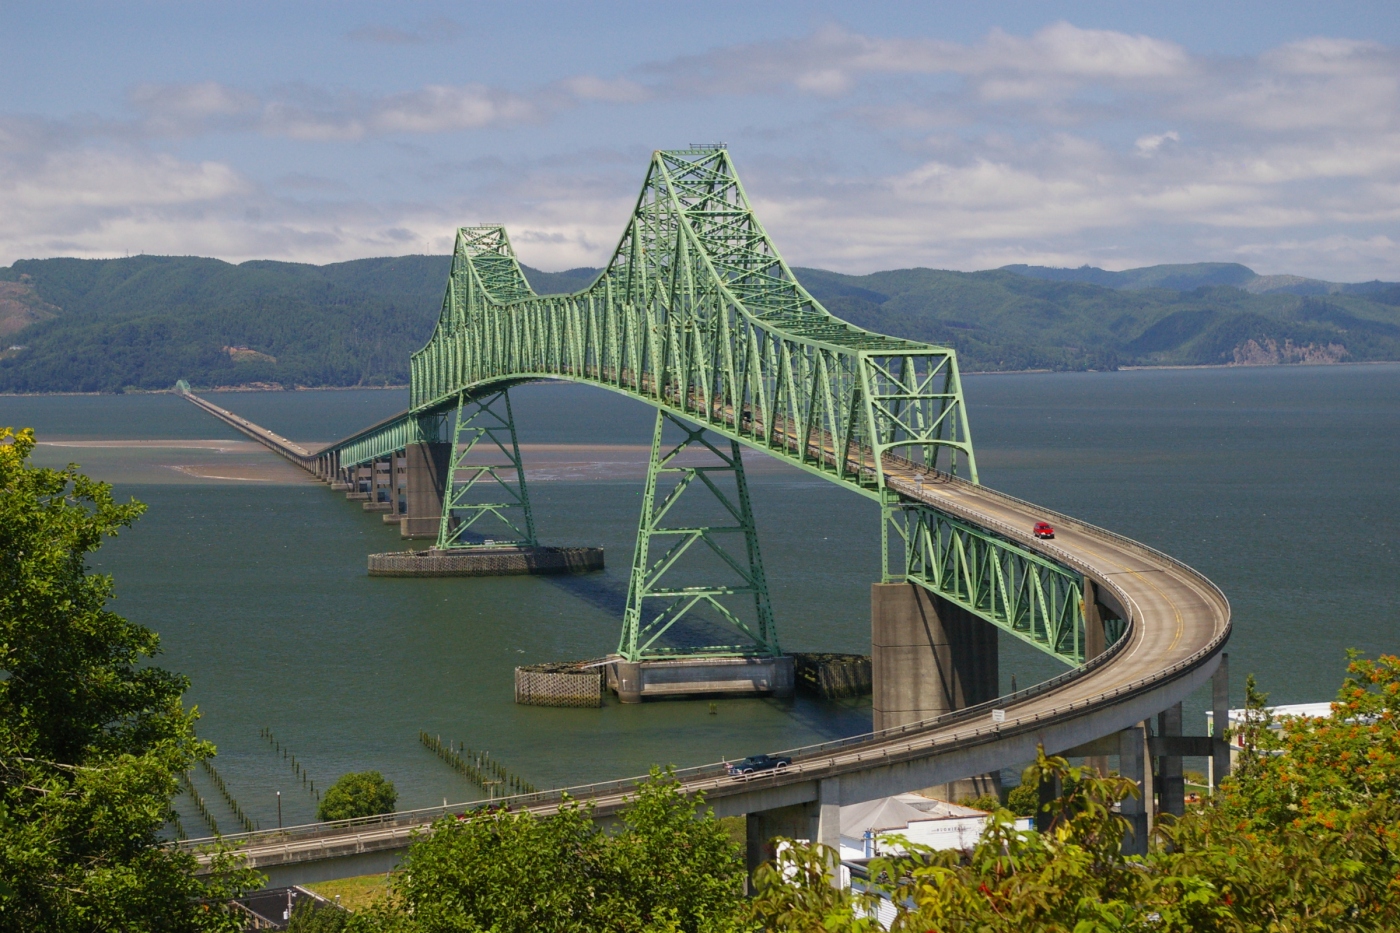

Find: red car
[1033,521,1055,539]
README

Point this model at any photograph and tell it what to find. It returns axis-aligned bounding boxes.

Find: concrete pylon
[744,777,842,895]
[871,582,999,801]
[1211,652,1231,788]
[401,441,452,539]
[1119,722,1153,855]
[1157,703,1185,817]
[1082,579,1110,777]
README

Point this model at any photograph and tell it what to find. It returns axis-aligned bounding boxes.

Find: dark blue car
[726,754,792,778]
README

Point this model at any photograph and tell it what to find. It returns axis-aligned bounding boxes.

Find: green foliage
[956,793,1002,814]
[0,426,259,931]
[796,265,1400,372]
[288,898,352,932]
[752,654,1400,932]
[318,771,397,822]
[353,768,746,933]
[4,256,1399,392]
[1005,780,1039,816]
[1157,656,1400,928]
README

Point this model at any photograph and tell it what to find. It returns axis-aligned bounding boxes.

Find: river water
[5,363,1397,831]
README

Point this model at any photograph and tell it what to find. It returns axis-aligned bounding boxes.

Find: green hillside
[0,256,1396,393]
[794,266,1400,372]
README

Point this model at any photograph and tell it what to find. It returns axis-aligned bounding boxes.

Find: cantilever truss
[619,411,778,662]
[888,505,1087,660]
[364,147,1106,666]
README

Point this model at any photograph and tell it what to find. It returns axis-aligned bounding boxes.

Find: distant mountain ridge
[1,255,1397,393]
[999,262,1400,299]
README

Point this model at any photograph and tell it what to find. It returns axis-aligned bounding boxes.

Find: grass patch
[304,873,392,911]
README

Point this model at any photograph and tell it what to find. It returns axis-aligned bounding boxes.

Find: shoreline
[4,359,1398,397]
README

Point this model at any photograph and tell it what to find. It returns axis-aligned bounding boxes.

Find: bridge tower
[609,410,792,702]
[435,388,536,550]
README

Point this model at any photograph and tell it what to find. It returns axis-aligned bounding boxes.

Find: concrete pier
[367,546,603,577]
[400,441,451,539]
[607,655,795,703]
[871,582,999,800]
[744,777,841,893]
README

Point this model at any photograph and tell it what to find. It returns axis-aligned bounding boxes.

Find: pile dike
[515,659,607,708]
[368,546,604,577]
[792,653,872,699]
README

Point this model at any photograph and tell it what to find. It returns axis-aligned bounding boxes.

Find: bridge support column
[1210,652,1231,789]
[1156,702,1185,818]
[401,441,452,539]
[617,409,782,665]
[745,778,842,895]
[1082,579,1110,777]
[871,582,998,801]
[1119,723,1153,855]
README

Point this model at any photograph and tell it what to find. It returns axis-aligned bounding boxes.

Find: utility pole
[277,791,282,829]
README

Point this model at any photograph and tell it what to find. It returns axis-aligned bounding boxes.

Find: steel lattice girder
[618,410,779,661]
[336,412,449,469]
[436,389,537,550]
[887,503,1088,663]
[408,149,977,492]
[385,147,1094,667]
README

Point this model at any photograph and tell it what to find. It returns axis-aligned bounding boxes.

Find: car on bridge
[726,754,792,778]
[1033,521,1055,539]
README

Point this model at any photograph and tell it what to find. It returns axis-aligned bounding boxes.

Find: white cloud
[368,85,538,134]
[2,24,1399,282]
[1135,131,1179,155]
[639,22,1191,102]
[554,75,650,104]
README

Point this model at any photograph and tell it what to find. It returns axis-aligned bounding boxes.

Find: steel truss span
[179,148,1230,869]
[336,147,1102,666]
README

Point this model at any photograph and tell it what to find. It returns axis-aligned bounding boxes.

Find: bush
[753,654,1400,932]
[1005,780,1039,816]
[957,794,1002,814]
[357,768,746,933]
[318,771,397,822]
[287,899,350,932]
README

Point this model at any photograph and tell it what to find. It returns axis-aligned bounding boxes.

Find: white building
[838,794,1000,860]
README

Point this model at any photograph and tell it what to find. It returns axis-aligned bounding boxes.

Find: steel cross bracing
[436,389,537,550]
[619,410,779,662]
[886,503,1088,660]
[322,147,1107,666]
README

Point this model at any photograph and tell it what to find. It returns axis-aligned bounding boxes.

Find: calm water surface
[4,364,1397,829]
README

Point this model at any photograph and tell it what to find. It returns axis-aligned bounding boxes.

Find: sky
[2,1,1398,280]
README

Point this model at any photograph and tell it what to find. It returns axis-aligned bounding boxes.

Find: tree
[751,654,1400,932]
[0,426,258,931]
[318,772,397,822]
[355,768,747,933]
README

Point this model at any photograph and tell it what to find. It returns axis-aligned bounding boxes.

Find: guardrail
[181,475,1228,855]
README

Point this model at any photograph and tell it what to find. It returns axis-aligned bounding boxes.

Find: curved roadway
[186,444,1229,876]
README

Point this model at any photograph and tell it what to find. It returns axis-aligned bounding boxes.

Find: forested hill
[1,254,1397,393]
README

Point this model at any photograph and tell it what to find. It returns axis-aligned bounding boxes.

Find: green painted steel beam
[314,147,1101,668]
[619,410,778,662]
[436,388,537,550]
[334,412,450,469]
[884,503,1090,664]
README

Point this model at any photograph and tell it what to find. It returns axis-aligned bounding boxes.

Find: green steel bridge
[180,148,1231,883]
[265,146,1109,669]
